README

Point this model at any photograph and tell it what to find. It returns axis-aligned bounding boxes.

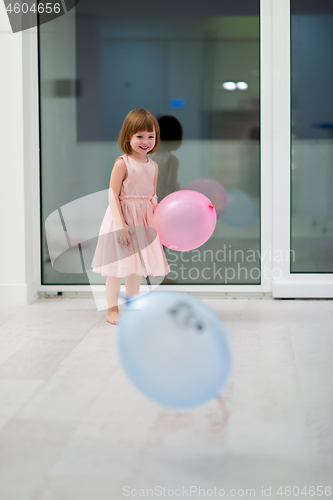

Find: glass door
[39,0,262,293]
[291,0,333,274]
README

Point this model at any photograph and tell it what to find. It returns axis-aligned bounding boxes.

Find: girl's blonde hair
[118,109,160,155]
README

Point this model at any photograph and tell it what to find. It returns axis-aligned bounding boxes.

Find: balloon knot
[210,195,221,211]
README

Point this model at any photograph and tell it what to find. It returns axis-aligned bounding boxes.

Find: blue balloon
[117,292,232,409]
[222,188,256,227]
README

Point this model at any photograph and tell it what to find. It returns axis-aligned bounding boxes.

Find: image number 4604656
[3,0,80,33]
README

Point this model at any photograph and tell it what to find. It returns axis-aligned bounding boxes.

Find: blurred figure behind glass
[151,115,183,201]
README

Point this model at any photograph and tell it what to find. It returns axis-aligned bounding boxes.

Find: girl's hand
[151,194,158,214]
[117,224,134,246]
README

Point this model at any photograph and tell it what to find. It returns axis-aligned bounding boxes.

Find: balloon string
[209,394,229,433]
[210,195,221,211]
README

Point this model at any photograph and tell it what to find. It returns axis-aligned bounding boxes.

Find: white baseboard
[272,281,333,298]
[0,280,38,305]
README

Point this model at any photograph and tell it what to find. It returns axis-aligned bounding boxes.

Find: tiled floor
[0,296,332,500]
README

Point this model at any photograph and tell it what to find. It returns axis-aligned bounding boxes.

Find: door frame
[271,0,333,298]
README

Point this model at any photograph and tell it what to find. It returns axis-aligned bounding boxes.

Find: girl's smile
[130,128,156,161]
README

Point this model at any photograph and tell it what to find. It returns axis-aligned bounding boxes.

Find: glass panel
[40,0,260,285]
[291,0,333,273]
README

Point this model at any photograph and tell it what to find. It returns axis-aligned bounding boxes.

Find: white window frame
[23,0,333,298]
[271,0,333,298]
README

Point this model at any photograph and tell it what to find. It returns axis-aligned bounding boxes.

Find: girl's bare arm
[153,161,158,196]
[108,158,127,230]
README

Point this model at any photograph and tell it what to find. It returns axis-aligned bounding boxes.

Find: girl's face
[130,128,156,157]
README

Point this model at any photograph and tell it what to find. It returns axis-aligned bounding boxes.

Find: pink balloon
[153,190,217,251]
[184,179,228,218]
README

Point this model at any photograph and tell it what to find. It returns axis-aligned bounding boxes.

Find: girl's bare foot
[106,306,119,325]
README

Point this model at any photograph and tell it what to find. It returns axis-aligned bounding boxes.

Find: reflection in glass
[151,115,183,201]
[291,0,333,272]
[39,1,260,285]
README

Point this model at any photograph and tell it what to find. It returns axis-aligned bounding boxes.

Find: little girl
[91,109,170,325]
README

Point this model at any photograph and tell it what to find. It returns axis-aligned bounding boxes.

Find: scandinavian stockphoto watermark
[3,0,80,33]
[123,486,257,497]
[44,189,297,310]
[122,485,332,497]
[165,245,296,283]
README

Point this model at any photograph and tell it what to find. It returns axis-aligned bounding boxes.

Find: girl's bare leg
[106,276,122,324]
[125,273,141,298]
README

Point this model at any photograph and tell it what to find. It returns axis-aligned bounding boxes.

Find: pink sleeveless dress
[91,154,170,278]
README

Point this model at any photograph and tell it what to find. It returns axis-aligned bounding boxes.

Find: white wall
[0,6,38,304]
